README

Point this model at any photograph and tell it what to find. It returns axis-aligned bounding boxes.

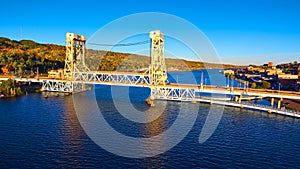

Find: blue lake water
[1,70,300,168]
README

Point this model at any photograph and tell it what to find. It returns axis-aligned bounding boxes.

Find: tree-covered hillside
[0,37,244,76]
[0,37,65,75]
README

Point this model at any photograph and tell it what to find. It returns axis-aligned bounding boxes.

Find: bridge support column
[277,98,282,109]
[238,94,242,104]
[234,96,238,102]
[270,98,274,107]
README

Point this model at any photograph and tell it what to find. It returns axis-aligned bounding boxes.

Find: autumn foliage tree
[0,37,65,75]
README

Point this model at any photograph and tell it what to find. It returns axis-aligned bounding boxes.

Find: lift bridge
[39,31,300,118]
[42,30,173,98]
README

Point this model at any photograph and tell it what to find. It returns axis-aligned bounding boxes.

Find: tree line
[0,37,65,76]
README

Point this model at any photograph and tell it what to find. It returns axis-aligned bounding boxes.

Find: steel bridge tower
[149,30,168,86]
[64,33,90,92]
[64,33,90,80]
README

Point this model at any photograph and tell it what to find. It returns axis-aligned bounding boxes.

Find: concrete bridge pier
[271,98,274,107]
[234,95,238,102]
[146,96,155,107]
[278,98,282,109]
[234,95,242,103]
[238,94,242,104]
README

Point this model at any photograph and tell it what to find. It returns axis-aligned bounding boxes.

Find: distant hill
[85,50,245,72]
[0,37,244,75]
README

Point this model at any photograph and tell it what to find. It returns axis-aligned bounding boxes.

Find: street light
[200,72,204,86]
[227,75,229,87]
[200,72,204,90]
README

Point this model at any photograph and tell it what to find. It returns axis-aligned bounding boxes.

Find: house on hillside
[48,69,64,79]
[278,74,299,90]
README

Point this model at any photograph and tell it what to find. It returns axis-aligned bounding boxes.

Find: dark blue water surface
[1,70,300,168]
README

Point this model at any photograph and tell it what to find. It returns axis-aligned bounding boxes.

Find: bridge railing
[230,100,300,115]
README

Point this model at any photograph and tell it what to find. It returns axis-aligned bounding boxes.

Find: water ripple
[1,92,300,168]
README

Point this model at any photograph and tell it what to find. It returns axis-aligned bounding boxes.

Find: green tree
[251,82,257,89]
[261,80,271,89]
[0,79,19,96]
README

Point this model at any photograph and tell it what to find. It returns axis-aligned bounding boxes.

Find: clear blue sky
[1,0,300,65]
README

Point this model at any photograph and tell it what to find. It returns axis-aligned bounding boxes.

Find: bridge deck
[158,83,300,100]
[192,99,300,118]
[1,74,300,99]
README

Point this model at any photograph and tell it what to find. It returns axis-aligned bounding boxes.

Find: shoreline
[0,84,41,99]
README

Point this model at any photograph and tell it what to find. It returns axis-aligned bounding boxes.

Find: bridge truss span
[151,86,196,101]
[72,71,151,87]
[42,80,73,92]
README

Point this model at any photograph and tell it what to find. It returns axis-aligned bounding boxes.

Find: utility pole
[37,67,39,79]
[201,72,204,85]
[200,72,204,90]
[226,75,229,87]
[230,76,234,92]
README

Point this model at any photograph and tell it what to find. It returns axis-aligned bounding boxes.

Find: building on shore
[48,69,64,79]
[229,62,300,91]
[278,74,299,90]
